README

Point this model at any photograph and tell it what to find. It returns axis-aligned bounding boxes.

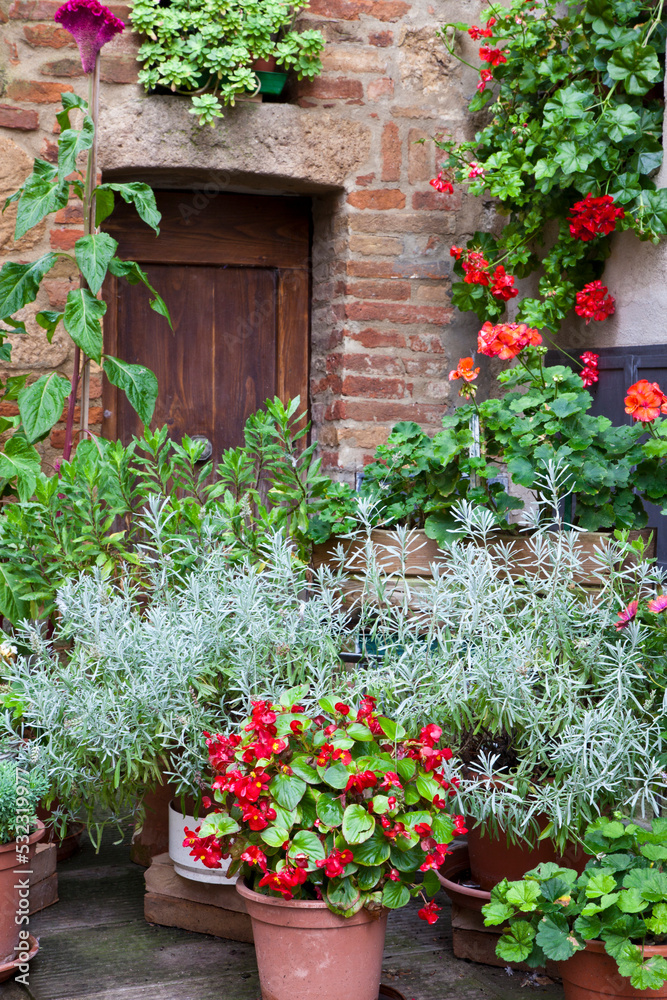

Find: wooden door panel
[112,264,277,457]
[103,190,310,455]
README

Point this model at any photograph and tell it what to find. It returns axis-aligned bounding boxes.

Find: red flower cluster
[568,193,624,242]
[241,845,268,872]
[316,849,354,878]
[241,700,288,762]
[575,281,615,324]
[258,864,308,900]
[345,769,377,794]
[204,730,241,770]
[579,351,599,388]
[468,17,495,38]
[479,45,506,65]
[419,843,451,872]
[477,68,494,92]
[429,171,454,194]
[418,900,441,925]
[183,826,223,869]
[624,379,667,423]
[490,264,519,301]
[316,743,352,768]
[449,357,480,383]
[478,321,542,360]
[356,695,384,736]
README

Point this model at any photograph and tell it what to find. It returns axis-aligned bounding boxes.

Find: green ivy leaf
[0,254,59,319]
[74,233,118,295]
[17,373,71,443]
[102,355,158,426]
[63,288,106,363]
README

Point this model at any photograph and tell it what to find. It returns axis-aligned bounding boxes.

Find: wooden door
[102,191,310,457]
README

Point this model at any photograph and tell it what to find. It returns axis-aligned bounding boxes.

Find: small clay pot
[559,939,667,1000]
[236,878,388,1000]
[252,56,278,72]
[0,822,45,964]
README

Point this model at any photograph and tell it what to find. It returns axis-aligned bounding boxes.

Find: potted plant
[0,759,46,978]
[482,816,667,997]
[182,689,467,1000]
[131,0,325,125]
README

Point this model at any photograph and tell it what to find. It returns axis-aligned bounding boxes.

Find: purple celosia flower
[55,0,124,74]
[648,594,667,614]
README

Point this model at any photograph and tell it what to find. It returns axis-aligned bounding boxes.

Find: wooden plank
[144,892,253,944]
[105,192,311,269]
[145,854,247,914]
[276,267,310,412]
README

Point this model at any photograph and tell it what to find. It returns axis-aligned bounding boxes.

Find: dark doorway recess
[546,344,667,567]
[102,190,311,461]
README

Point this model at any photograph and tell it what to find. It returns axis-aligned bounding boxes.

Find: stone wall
[1,0,664,475]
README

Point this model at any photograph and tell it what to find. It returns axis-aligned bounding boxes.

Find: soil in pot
[236,877,388,1000]
[0,823,44,963]
[559,939,667,1000]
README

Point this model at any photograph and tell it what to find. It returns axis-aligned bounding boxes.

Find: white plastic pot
[168,799,237,884]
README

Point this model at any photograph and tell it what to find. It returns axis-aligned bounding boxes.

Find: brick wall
[0,0,485,473]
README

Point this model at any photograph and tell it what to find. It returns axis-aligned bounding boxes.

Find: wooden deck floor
[0,834,565,1000]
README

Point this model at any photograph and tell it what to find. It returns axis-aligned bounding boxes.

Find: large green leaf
[382,881,410,909]
[536,913,580,961]
[326,876,361,915]
[289,830,326,863]
[107,257,172,328]
[74,233,119,295]
[58,115,95,179]
[0,254,59,319]
[0,562,30,624]
[607,43,661,95]
[496,920,536,963]
[56,91,88,132]
[269,773,307,811]
[342,804,375,845]
[99,182,161,233]
[35,310,63,343]
[63,288,106,363]
[15,169,69,240]
[18,373,71,443]
[103,356,158,426]
[505,880,541,910]
[322,762,350,789]
[316,792,345,828]
[0,435,41,502]
[352,829,391,866]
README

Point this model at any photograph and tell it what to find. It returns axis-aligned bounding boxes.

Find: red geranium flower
[490,264,519,301]
[468,22,494,39]
[578,351,599,388]
[615,600,638,631]
[568,193,624,241]
[478,321,541,359]
[450,246,463,260]
[429,171,454,194]
[418,900,442,924]
[477,68,494,91]
[479,45,507,65]
[575,281,615,324]
[449,357,480,383]
[462,251,490,285]
[624,380,667,423]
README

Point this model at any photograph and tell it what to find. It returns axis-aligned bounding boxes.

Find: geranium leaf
[536,914,580,961]
[496,920,536,963]
[505,880,541,910]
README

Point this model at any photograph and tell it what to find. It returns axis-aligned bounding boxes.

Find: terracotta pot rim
[236,876,388,918]
[436,868,491,902]
[582,938,667,958]
[0,820,45,855]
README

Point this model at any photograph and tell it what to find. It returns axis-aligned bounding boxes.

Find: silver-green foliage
[2,530,349,846]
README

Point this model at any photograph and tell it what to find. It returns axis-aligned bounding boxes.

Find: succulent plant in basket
[482,817,667,995]
[183,688,467,1000]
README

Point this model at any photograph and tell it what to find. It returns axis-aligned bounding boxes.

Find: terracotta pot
[236,878,388,1000]
[168,800,237,885]
[252,56,278,72]
[466,823,586,892]
[130,777,175,867]
[37,803,84,862]
[559,939,667,1000]
[436,839,490,912]
[0,822,45,964]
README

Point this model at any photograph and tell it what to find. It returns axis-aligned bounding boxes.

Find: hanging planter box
[254,70,287,94]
